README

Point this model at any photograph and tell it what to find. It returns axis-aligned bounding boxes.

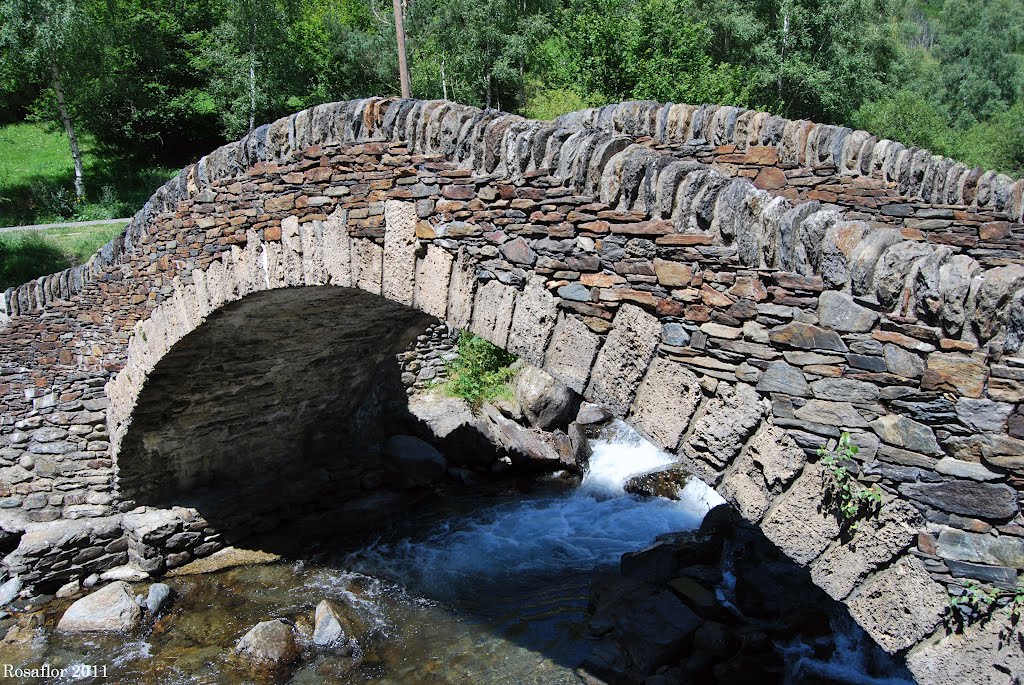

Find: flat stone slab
[166,547,281,577]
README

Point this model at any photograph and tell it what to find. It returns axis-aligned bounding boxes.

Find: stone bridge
[2,98,1023,682]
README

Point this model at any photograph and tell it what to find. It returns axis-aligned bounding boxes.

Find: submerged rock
[100,564,150,582]
[56,581,142,633]
[587,573,701,676]
[166,546,280,576]
[235,619,300,664]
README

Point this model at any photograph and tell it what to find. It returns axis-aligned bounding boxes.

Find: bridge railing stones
[557,101,1024,224]
[1,97,1022,681]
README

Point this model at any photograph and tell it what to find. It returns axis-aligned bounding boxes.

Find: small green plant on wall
[817,432,883,532]
[945,579,1024,631]
[443,332,517,408]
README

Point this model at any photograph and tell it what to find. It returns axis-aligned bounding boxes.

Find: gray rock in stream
[313,600,356,654]
[56,581,143,633]
[0,576,21,607]
[235,619,300,664]
[586,573,701,675]
[381,436,448,488]
[515,365,579,430]
[146,583,173,615]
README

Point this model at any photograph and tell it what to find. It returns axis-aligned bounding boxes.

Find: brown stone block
[653,259,693,287]
[609,220,674,236]
[442,185,475,200]
[685,304,711,322]
[656,298,687,317]
[920,352,987,398]
[753,167,787,190]
[699,284,734,307]
[807,189,839,203]
[744,146,779,165]
[655,234,713,246]
[578,220,610,234]
[264,195,295,212]
[979,221,1011,240]
[264,225,282,241]
[773,273,824,291]
[581,272,626,287]
[939,338,977,352]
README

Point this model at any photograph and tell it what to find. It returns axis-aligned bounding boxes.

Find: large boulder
[56,581,143,633]
[515,365,579,430]
[406,393,497,465]
[586,573,702,677]
[479,404,586,473]
[235,619,300,664]
[381,435,447,488]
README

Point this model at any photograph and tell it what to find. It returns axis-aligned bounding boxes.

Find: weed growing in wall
[817,432,883,533]
[443,332,517,408]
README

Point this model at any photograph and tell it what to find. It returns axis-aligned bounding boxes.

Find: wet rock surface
[235,618,300,664]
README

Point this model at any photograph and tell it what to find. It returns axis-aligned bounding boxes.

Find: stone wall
[0,97,1021,680]
[398,321,459,393]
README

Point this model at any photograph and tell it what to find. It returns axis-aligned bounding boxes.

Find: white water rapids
[348,420,725,596]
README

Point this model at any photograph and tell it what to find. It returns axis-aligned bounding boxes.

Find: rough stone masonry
[1,97,1023,682]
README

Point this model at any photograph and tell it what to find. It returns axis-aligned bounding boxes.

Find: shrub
[443,332,517,408]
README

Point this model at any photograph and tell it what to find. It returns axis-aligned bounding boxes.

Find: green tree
[409,0,551,110]
[850,88,951,152]
[0,0,97,197]
[547,0,751,108]
[935,0,1024,128]
[290,0,397,104]
[75,0,225,163]
[706,0,902,122]
[199,0,298,139]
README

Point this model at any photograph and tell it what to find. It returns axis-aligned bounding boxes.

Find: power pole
[393,0,412,98]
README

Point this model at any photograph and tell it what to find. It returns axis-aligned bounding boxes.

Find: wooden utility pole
[393,0,412,98]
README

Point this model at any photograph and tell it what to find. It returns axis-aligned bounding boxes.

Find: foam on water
[349,421,724,598]
[778,615,916,685]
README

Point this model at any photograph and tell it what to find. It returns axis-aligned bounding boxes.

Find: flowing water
[0,422,911,684]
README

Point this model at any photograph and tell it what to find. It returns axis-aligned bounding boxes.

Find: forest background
[0,0,1022,234]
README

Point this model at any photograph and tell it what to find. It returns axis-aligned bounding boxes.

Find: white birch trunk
[51,62,85,200]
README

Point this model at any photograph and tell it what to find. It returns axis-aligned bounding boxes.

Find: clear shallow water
[1,422,911,684]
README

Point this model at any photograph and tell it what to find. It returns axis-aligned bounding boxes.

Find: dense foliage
[444,332,517,408]
[1,0,1023,219]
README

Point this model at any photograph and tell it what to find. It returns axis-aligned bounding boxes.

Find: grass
[0,121,177,228]
[0,223,126,290]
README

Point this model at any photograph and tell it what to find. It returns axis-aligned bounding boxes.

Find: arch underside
[116,287,432,506]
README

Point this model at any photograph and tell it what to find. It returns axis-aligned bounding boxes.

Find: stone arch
[1,97,1022,681]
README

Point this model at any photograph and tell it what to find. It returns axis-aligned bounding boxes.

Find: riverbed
[0,422,913,684]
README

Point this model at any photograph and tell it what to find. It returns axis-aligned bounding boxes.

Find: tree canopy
[1,0,1023,178]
